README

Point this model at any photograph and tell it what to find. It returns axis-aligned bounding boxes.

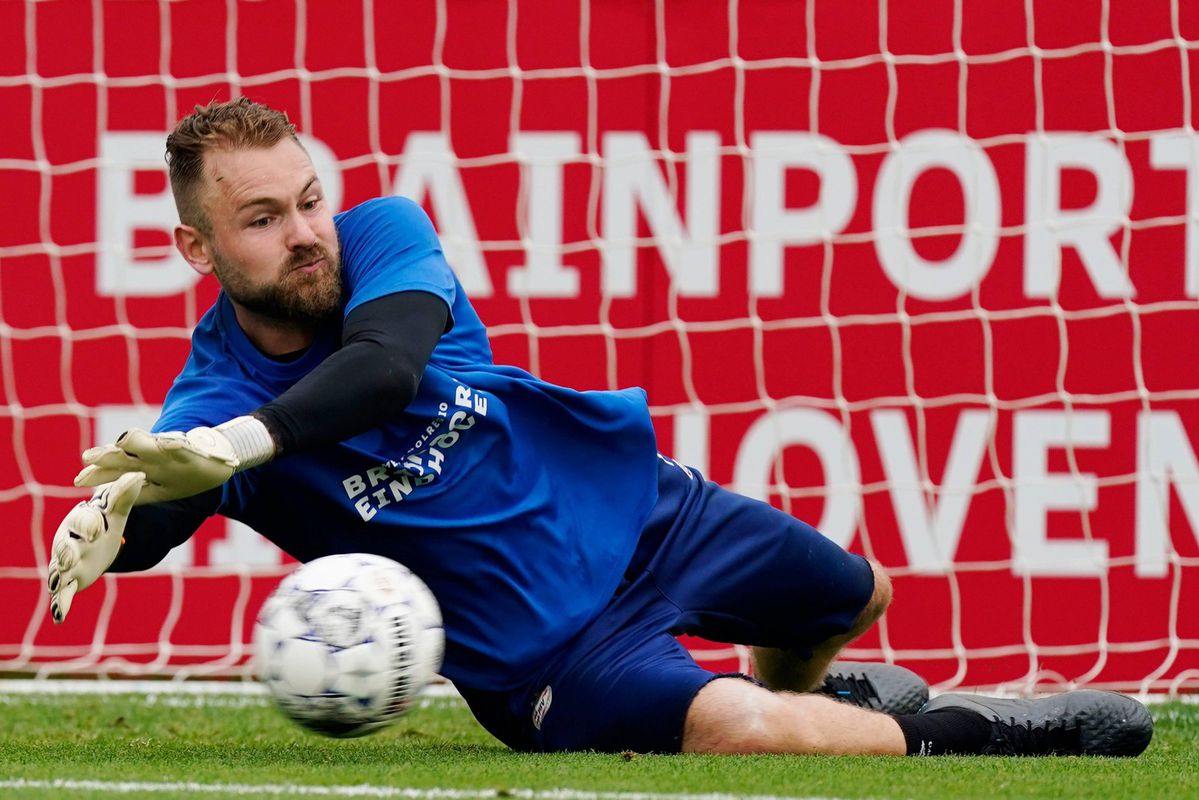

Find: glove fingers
[82,449,142,471]
[52,536,78,575]
[50,579,78,624]
[74,464,126,488]
[47,559,61,593]
[81,444,123,465]
[130,484,171,506]
[46,472,141,627]
[62,503,105,544]
[47,535,81,624]
[102,471,146,517]
[83,436,161,469]
[115,428,158,453]
[153,431,201,462]
[77,443,144,487]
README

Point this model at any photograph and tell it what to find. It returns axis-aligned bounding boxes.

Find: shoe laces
[988,716,1082,756]
[821,672,881,709]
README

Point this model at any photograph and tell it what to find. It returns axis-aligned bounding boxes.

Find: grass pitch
[1,686,1195,800]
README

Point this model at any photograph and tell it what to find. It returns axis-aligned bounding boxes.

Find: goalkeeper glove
[47,471,144,623]
[74,416,276,505]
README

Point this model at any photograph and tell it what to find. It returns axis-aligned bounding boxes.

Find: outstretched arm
[254,289,449,454]
[105,486,222,572]
[76,290,449,504]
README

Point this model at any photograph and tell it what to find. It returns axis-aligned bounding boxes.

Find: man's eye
[302,199,320,211]
[250,217,271,228]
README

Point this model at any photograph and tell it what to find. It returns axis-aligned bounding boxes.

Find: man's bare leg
[681,676,1153,758]
[682,676,905,755]
[752,560,892,692]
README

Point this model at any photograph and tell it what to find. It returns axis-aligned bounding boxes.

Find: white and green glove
[73,416,276,506]
[47,471,144,624]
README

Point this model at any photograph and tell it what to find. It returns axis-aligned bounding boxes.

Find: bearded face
[212,239,343,325]
[184,141,345,334]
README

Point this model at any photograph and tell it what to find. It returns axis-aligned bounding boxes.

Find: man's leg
[643,465,922,711]
[751,560,892,692]
[682,676,905,755]
[682,676,1154,757]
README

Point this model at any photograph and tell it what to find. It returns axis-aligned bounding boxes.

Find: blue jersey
[154,197,660,691]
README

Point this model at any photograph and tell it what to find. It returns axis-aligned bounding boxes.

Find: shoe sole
[922,690,1154,757]
[823,661,930,716]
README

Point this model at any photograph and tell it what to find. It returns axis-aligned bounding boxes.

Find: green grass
[1,690,1195,800]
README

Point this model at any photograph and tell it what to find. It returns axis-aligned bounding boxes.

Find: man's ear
[174,224,215,276]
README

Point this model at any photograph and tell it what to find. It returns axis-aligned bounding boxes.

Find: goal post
[2,0,1198,693]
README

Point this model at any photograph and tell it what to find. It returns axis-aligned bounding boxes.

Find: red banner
[2,0,1198,691]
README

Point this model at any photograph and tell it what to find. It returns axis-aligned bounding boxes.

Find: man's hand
[75,427,238,505]
[47,471,144,623]
[73,416,275,505]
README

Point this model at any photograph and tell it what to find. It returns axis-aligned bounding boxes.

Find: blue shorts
[456,456,875,753]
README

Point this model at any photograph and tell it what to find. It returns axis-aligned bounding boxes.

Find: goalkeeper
[50,98,1152,758]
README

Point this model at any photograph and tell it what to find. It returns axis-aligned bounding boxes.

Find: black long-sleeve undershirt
[107,290,449,572]
[107,487,221,572]
[255,290,449,454]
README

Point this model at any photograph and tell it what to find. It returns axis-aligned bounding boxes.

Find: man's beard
[212,243,343,325]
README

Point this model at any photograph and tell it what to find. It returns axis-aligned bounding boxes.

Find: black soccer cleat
[818,661,930,716]
[921,690,1154,757]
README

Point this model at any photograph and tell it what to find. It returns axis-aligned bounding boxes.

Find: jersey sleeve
[335,196,458,318]
[152,375,263,434]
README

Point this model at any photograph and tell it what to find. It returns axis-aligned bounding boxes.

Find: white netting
[1,0,1198,693]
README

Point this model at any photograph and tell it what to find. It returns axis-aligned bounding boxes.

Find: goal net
[2,0,1198,694]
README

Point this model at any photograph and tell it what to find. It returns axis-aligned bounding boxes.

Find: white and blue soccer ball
[253,553,445,738]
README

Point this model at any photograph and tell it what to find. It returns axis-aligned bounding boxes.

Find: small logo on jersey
[532,685,553,730]
[656,453,694,479]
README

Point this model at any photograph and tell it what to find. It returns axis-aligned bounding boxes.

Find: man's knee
[682,677,789,754]
[851,560,892,635]
[682,677,861,755]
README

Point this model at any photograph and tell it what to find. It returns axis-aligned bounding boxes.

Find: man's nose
[285,212,318,250]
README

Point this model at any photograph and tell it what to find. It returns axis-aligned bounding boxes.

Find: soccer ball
[253,553,445,738]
